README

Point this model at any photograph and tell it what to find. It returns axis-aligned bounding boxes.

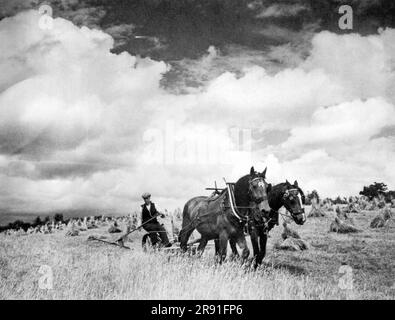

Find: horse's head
[283,180,306,225]
[248,166,271,213]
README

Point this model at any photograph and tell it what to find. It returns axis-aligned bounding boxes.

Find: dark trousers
[143,222,170,245]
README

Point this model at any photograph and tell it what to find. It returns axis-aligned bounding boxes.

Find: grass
[0,208,394,299]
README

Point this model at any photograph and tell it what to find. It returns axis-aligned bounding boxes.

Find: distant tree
[7,220,31,231]
[333,196,347,205]
[54,213,64,223]
[359,182,388,200]
[33,216,42,227]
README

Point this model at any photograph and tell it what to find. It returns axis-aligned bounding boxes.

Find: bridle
[282,187,306,221]
[283,188,305,203]
[226,176,269,223]
[248,176,268,204]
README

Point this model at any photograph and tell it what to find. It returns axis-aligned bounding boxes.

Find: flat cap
[141,192,151,199]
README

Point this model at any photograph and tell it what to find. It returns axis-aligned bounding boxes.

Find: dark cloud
[2,1,395,62]
[371,125,395,140]
[35,161,115,179]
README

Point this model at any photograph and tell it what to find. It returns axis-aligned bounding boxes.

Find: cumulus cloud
[284,98,395,148]
[0,9,395,216]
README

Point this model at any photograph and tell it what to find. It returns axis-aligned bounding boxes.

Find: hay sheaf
[276,238,309,251]
[343,204,360,214]
[308,207,325,217]
[276,222,308,251]
[87,235,107,241]
[87,223,98,229]
[329,217,360,234]
[281,222,301,240]
[65,221,80,237]
[65,229,79,237]
[336,207,355,225]
[308,199,325,217]
[370,208,392,228]
[108,225,122,233]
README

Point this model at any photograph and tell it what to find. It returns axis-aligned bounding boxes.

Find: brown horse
[178,167,271,262]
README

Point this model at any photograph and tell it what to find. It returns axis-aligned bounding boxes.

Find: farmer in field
[141,192,172,247]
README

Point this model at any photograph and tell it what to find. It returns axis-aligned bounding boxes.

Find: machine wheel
[142,233,161,251]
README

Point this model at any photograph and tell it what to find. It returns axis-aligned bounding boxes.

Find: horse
[178,167,271,262]
[229,180,306,267]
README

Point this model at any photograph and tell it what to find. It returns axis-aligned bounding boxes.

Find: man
[141,192,172,247]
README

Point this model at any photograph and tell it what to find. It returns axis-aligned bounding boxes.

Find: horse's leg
[218,232,229,263]
[214,239,219,256]
[197,237,208,256]
[229,239,239,257]
[179,226,195,252]
[235,235,250,262]
[249,226,260,265]
[255,229,267,267]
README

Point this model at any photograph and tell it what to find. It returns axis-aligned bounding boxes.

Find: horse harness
[181,177,268,235]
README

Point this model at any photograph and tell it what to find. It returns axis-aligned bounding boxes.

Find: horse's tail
[178,201,193,251]
[179,197,205,251]
[181,200,193,229]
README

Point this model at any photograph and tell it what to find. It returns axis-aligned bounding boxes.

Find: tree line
[303,182,394,206]
[0,213,65,233]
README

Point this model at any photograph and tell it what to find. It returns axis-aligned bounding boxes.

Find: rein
[226,183,246,223]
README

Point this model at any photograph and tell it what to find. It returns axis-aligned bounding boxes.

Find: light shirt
[141,202,163,219]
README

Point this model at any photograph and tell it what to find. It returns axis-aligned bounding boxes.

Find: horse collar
[226,184,246,223]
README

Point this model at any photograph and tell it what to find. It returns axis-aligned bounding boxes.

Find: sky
[0,0,395,218]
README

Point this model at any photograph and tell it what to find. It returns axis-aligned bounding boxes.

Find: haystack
[87,234,107,241]
[42,224,51,234]
[378,201,386,209]
[276,238,309,251]
[358,199,369,210]
[308,198,325,217]
[281,221,301,240]
[336,207,355,225]
[344,203,360,214]
[275,222,308,251]
[87,220,98,229]
[370,208,392,228]
[108,221,122,233]
[326,204,334,212]
[329,217,359,233]
[65,221,79,237]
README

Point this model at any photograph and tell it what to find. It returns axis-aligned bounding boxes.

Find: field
[0,207,394,300]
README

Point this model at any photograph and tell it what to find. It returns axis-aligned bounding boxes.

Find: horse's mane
[234,174,252,206]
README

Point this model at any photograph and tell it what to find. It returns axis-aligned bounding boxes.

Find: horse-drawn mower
[88,181,225,253]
